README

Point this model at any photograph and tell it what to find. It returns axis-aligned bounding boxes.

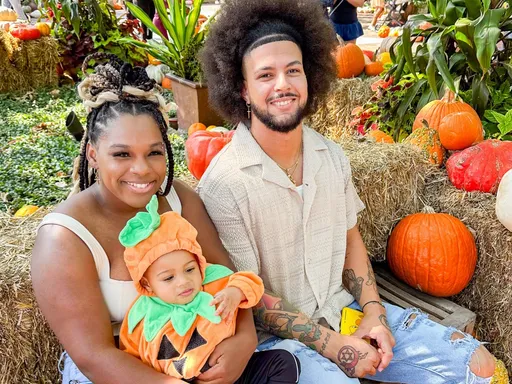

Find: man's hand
[323,330,381,378]
[194,329,255,384]
[352,305,395,372]
[210,287,245,324]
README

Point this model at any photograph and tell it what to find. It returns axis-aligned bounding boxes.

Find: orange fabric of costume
[119,270,263,379]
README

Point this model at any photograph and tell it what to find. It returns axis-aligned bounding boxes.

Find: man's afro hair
[200,0,338,124]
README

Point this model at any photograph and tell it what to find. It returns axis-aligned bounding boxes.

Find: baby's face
[144,250,203,305]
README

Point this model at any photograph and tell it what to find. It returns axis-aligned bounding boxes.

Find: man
[198,0,496,383]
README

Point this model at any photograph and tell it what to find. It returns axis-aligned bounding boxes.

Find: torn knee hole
[403,313,417,328]
[469,346,496,379]
[450,331,466,341]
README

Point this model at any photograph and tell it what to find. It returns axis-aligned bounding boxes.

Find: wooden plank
[375,275,449,319]
[378,286,444,323]
[374,265,465,313]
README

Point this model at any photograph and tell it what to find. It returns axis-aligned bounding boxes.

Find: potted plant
[121,0,223,130]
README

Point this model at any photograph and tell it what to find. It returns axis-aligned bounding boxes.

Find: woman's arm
[346,0,365,8]
[31,226,178,384]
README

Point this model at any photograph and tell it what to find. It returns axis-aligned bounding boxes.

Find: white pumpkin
[0,6,17,21]
[496,168,512,231]
[145,64,170,85]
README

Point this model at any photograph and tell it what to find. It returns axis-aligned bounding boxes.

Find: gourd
[145,64,170,84]
[446,140,512,193]
[404,126,445,166]
[35,22,50,36]
[185,130,235,179]
[496,169,512,231]
[14,205,39,217]
[413,90,480,131]
[0,6,17,21]
[364,61,384,76]
[387,207,477,297]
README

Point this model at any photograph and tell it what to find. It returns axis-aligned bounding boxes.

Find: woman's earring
[94,168,101,185]
[246,102,251,119]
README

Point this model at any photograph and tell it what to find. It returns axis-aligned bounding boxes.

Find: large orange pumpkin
[404,126,445,166]
[335,43,366,79]
[438,111,484,150]
[185,130,235,179]
[413,90,480,131]
[367,129,394,143]
[387,208,477,297]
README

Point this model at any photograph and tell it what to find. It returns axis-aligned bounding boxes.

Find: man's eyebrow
[256,61,302,72]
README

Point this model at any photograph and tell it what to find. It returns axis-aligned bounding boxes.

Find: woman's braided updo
[77,53,174,196]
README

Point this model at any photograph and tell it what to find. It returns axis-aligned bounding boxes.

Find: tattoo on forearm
[292,320,322,343]
[379,314,392,332]
[366,259,377,287]
[342,269,364,302]
[319,332,331,355]
[337,345,368,377]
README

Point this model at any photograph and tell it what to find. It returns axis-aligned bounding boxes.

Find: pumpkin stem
[336,34,346,47]
[421,206,436,214]
[441,89,457,103]
[421,119,430,129]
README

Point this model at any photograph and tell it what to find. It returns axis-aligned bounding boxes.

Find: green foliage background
[0,87,188,213]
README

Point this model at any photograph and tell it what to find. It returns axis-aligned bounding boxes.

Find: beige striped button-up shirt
[198,123,365,332]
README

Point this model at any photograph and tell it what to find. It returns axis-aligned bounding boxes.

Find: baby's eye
[186,267,195,273]
[164,276,174,281]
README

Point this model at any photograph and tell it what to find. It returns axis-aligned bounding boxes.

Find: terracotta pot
[165,73,223,131]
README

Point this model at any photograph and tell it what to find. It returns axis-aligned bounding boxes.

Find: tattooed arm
[343,225,395,372]
[254,290,381,377]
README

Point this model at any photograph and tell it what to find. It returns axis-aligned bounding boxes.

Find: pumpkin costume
[118,196,300,383]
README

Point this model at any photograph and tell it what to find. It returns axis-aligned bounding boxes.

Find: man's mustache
[266,93,298,103]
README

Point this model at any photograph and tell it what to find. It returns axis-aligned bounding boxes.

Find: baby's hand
[210,287,246,324]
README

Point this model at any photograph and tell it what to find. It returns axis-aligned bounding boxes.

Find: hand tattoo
[337,345,368,377]
[319,332,331,355]
[342,269,364,302]
[379,314,392,332]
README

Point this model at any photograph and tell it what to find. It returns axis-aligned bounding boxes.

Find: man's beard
[251,99,306,133]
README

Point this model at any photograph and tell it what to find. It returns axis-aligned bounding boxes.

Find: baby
[119,195,300,383]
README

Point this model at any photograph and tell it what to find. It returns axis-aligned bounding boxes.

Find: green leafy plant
[488,110,512,139]
[121,0,211,82]
[383,0,512,140]
[43,0,147,79]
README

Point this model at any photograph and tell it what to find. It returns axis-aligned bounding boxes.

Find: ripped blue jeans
[257,302,491,384]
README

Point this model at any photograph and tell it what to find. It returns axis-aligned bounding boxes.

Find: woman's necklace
[277,142,303,186]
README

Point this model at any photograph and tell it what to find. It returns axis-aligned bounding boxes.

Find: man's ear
[140,277,153,293]
[86,142,98,169]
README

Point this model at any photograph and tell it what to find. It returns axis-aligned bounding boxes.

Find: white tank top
[37,187,182,328]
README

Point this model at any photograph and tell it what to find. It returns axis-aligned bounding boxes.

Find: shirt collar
[232,121,328,171]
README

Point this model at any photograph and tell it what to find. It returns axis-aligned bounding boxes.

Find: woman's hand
[195,309,257,384]
[352,305,395,372]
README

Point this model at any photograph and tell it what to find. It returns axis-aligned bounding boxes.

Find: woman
[329,0,365,44]
[368,0,385,31]
[31,53,257,384]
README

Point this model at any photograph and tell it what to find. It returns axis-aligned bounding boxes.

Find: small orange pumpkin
[387,207,477,297]
[365,61,384,76]
[335,42,366,79]
[187,122,207,136]
[438,111,484,150]
[35,22,51,37]
[404,125,445,166]
[413,90,480,131]
[367,130,394,143]
[161,76,172,90]
[378,25,390,38]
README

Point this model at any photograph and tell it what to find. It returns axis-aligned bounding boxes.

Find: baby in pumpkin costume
[119,196,301,383]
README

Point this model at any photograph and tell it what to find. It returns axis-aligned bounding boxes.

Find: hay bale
[307,77,375,141]
[424,175,512,374]
[0,211,61,384]
[343,138,435,261]
[0,31,59,92]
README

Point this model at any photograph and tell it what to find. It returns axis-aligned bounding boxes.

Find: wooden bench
[360,264,477,384]
[373,264,476,335]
